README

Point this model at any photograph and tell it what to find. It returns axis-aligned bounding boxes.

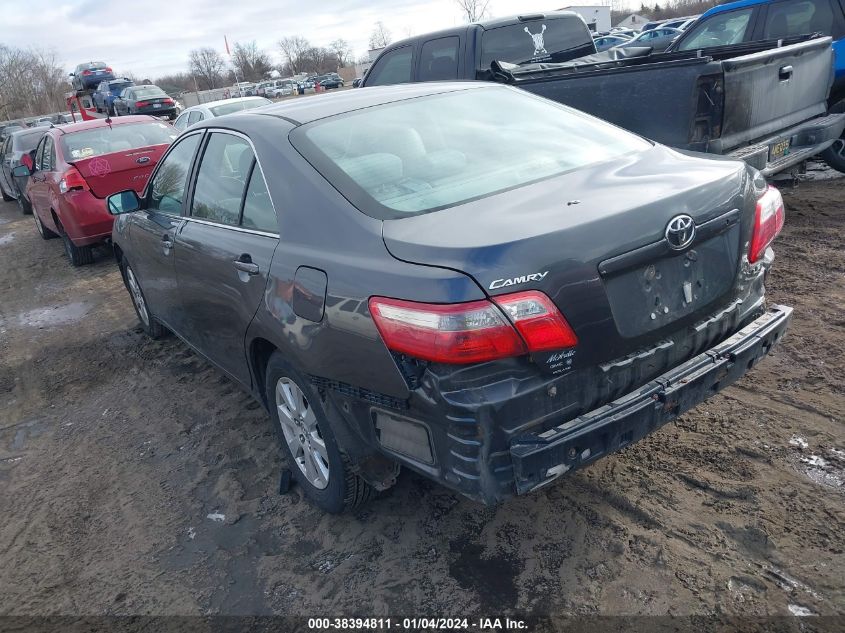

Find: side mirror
[69,72,75,77]
[107,189,141,215]
[12,164,31,177]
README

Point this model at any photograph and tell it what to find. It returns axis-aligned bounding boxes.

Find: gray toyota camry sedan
[108,82,791,513]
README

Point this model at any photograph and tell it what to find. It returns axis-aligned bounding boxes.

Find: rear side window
[419,37,460,81]
[480,16,595,68]
[677,8,754,50]
[763,0,834,38]
[61,122,177,160]
[191,133,254,225]
[241,164,278,233]
[366,47,413,86]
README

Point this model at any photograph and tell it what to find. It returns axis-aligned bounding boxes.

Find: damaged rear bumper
[509,304,792,495]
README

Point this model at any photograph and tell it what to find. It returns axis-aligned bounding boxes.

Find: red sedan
[19,116,176,265]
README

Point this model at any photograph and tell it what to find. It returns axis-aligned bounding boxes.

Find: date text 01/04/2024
[307,617,528,630]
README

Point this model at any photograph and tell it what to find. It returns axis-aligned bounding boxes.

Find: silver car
[172,96,272,132]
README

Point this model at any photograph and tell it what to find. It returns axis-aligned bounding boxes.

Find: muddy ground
[0,175,843,621]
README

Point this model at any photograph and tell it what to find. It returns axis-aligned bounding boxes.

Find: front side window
[149,133,201,215]
[33,138,45,171]
[763,0,834,38]
[292,86,651,219]
[190,133,253,225]
[677,8,755,50]
[240,164,277,233]
[366,47,413,86]
[419,37,460,81]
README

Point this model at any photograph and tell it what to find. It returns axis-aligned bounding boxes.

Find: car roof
[700,0,766,18]
[183,96,270,112]
[244,82,493,126]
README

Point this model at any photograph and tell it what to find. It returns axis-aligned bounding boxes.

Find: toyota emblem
[135,156,151,165]
[665,214,696,250]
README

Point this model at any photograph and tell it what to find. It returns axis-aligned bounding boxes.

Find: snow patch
[17,302,90,328]
[206,512,225,523]
[789,435,808,449]
[187,527,196,540]
[0,232,16,246]
[788,604,815,616]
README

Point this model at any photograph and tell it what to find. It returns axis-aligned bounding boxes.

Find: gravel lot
[0,175,843,619]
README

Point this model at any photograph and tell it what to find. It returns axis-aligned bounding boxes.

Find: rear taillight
[492,291,578,351]
[163,98,174,105]
[82,69,92,76]
[135,101,150,108]
[368,291,577,364]
[748,185,785,263]
[59,167,89,194]
[105,67,112,72]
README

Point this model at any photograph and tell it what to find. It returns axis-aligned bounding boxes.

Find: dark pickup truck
[361,11,845,176]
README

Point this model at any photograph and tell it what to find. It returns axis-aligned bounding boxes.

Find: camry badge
[665,214,695,250]
[135,156,151,165]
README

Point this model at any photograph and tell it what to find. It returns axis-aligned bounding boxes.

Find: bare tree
[278,35,311,75]
[188,47,225,90]
[0,45,69,119]
[369,21,392,49]
[454,0,491,22]
[231,41,273,82]
[328,39,352,68]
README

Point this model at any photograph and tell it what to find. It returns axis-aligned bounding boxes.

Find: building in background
[558,5,611,32]
[614,13,650,30]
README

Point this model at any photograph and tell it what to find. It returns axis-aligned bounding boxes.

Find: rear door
[128,131,203,329]
[174,130,278,385]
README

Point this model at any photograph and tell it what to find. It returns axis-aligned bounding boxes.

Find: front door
[27,136,54,220]
[174,131,279,386]
[128,132,202,329]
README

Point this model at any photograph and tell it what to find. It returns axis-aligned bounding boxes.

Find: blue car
[668,0,845,171]
[70,61,115,92]
[93,78,134,115]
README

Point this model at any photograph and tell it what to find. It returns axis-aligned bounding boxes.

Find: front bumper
[727,112,845,176]
[509,304,792,495]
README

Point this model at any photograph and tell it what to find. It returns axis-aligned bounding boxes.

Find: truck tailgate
[715,37,835,153]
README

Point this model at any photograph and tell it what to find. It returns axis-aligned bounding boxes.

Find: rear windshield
[61,121,177,160]
[110,81,131,91]
[133,87,167,99]
[84,62,107,70]
[291,86,650,219]
[209,98,272,116]
[480,16,595,68]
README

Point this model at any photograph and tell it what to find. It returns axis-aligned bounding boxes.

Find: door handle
[233,255,259,275]
[161,236,173,250]
[779,65,793,81]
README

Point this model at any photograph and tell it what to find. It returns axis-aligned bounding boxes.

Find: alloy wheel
[126,267,150,327]
[275,377,330,489]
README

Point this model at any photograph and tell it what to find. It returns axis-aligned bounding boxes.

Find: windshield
[61,121,177,160]
[480,16,595,68]
[677,8,754,50]
[209,98,272,116]
[291,87,651,219]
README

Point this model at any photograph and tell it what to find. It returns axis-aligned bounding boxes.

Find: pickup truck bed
[362,11,845,177]
[493,36,845,176]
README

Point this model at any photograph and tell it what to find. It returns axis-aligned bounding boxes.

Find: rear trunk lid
[70,144,168,198]
[382,145,750,364]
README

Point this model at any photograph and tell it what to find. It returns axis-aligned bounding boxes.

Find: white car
[172,96,272,132]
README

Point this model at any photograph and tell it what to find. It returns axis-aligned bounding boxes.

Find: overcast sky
[0,0,621,79]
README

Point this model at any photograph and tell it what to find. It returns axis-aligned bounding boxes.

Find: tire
[122,263,167,339]
[265,353,373,513]
[1,185,13,202]
[61,231,94,266]
[16,191,32,215]
[33,211,58,239]
[820,98,845,174]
